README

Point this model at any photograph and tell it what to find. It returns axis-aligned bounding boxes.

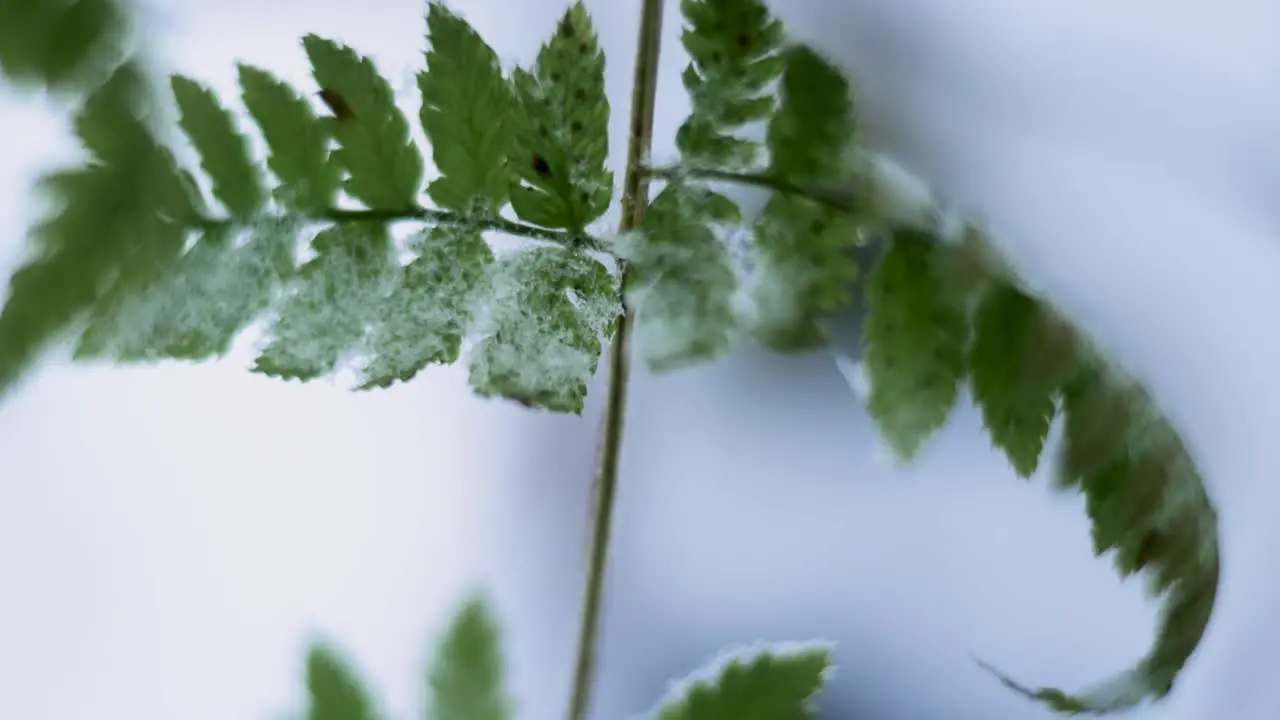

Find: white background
[3,0,1280,718]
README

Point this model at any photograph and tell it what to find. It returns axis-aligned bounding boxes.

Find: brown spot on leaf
[532,153,552,178]
[317,88,355,120]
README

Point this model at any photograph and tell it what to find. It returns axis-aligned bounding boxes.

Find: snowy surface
[2,0,1280,719]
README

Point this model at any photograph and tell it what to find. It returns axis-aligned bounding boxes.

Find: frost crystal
[625,183,739,372]
[77,219,294,362]
[468,247,618,413]
[253,223,392,380]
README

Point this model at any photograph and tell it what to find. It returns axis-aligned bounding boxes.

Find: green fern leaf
[253,223,393,381]
[1002,356,1220,710]
[625,183,738,371]
[0,62,194,397]
[419,3,514,214]
[968,282,1078,477]
[748,46,860,352]
[170,75,266,219]
[469,247,618,413]
[650,642,832,720]
[237,63,341,213]
[426,596,511,720]
[75,221,294,362]
[305,642,380,720]
[0,0,128,90]
[862,229,968,460]
[676,0,786,168]
[302,34,424,210]
[765,46,855,183]
[507,1,612,233]
[750,203,860,352]
[357,226,492,389]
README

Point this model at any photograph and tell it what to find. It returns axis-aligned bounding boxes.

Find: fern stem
[196,206,603,249]
[643,164,859,213]
[566,0,665,718]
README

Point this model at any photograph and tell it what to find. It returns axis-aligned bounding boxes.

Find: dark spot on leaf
[550,72,562,83]
[558,17,575,38]
[736,33,752,50]
[317,88,354,120]
[579,190,591,205]
[574,87,586,101]
[570,120,583,133]
[532,154,552,178]
[539,125,550,138]
[710,51,722,64]
[578,41,589,54]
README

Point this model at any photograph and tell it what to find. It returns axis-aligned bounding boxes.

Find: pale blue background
[3,1,1280,718]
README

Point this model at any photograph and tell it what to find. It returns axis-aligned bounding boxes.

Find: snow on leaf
[419,2,514,215]
[676,0,786,169]
[968,282,1079,477]
[468,246,619,413]
[357,225,492,389]
[304,641,380,720]
[747,43,860,348]
[302,34,424,210]
[507,1,612,233]
[426,595,512,720]
[747,45,860,351]
[647,641,833,720]
[169,74,265,218]
[238,62,341,213]
[0,62,194,399]
[749,199,860,353]
[862,229,969,460]
[253,222,393,381]
[623,182,738,372]
[75,221,293,363]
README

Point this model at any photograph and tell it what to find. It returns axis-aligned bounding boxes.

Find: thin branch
[643,163,860,214]
[196,205,606,250]
[565,0,665,718]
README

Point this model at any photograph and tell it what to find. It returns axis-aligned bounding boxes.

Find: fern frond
[0,0,130,91]
[419,2,515,215]
[675,0,785,169]
[170,74,267,219]
[623,183,739,371]
[302,34,424,210]
[252,222,393,380]
[968,282,1077,477]
[0,62,192,396]
[426,595,512,720]
[304,641,380,720]
[861,229,970,460]
[357,225,492,389]
[748,45,860,352]
[648,642,833,720]
[507,1,613,233]
[469,247,618,414]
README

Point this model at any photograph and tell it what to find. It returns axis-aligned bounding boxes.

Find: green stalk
[565,0,665,718]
